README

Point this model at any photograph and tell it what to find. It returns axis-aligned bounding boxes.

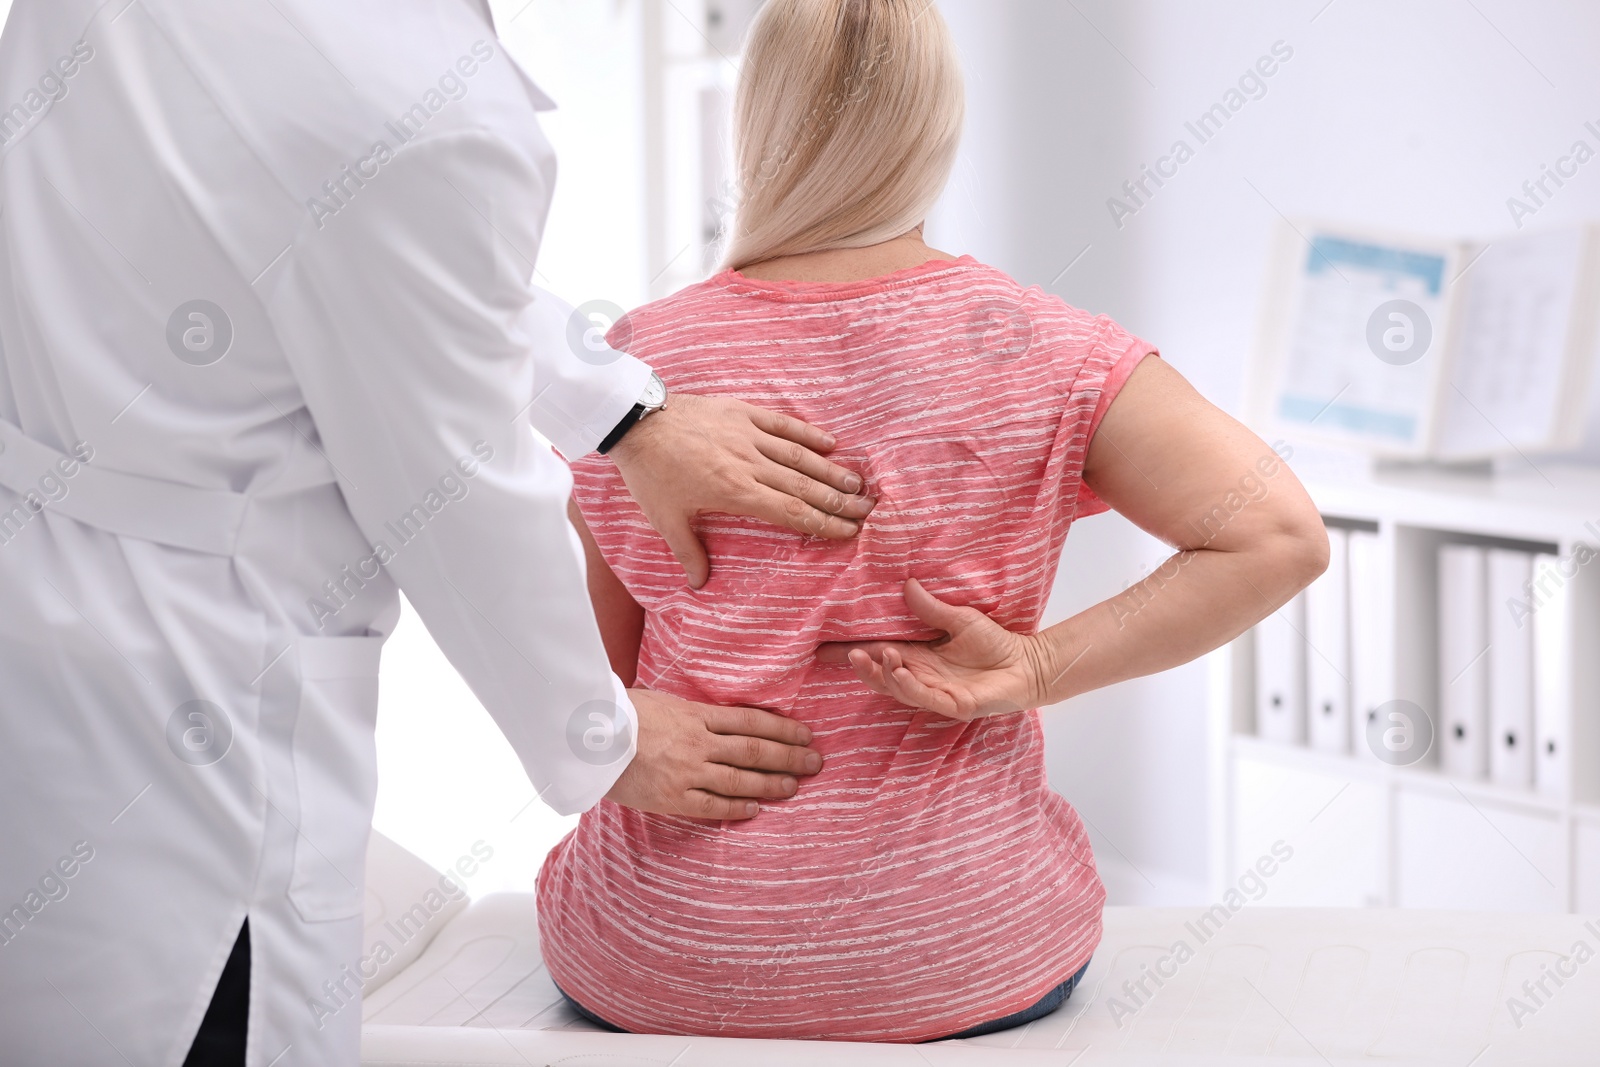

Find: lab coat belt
[0,416,331,556]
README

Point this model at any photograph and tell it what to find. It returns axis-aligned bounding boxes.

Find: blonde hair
[722,0,965,272]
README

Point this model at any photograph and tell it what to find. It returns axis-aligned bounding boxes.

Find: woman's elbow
[1265,500,1330,595]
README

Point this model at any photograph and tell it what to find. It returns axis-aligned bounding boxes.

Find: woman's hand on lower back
[816,579,1054,721]
[606,689,826,820]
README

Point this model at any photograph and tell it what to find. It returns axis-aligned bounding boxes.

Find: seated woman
[536,0,1327,1044]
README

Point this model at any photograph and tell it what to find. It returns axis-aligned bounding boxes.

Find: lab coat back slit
[0,1,649,1064]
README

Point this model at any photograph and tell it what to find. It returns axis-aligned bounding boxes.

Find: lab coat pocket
[287,635,384,923]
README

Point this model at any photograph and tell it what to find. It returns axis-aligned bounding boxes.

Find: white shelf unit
[1208,461,1600,912]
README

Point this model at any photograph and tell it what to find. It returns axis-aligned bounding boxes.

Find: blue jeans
[553,957,1092,1042]
[934,958,1092,1040]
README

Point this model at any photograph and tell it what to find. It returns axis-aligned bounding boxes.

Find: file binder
[1347,530,1387,763]
[1256,591,1308,745]
[1307,528,1351,754]
[1532,552,1569,797]
[1438,544,1489,779]
[1487,549,1535,789]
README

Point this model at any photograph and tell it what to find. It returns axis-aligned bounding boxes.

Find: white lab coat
[0,1,648,1063]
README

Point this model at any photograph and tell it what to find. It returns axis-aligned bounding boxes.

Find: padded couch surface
[360,837,1600,1065]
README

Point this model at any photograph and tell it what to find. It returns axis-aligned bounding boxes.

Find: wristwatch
[597,371,669,455]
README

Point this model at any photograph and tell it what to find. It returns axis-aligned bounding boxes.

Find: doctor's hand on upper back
[815,579,1052,722]
[605,689,825,821]
[608,393,875,588]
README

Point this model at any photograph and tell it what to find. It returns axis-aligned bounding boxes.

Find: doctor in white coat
[0,1,872,1064]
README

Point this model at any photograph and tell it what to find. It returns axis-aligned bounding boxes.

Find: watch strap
[596,403,646,455]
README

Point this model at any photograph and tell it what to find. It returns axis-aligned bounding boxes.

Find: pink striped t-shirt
[537,255,1152,1042]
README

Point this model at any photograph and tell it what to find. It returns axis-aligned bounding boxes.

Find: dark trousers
[935,958,1092,1039]
[184,919,251,1067]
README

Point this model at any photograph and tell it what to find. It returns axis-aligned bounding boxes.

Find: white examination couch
[359,833,1600,1066]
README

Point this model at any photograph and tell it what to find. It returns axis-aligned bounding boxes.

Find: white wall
[929,0,1600,904]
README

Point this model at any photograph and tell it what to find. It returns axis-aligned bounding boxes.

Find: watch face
[641,373,668,409]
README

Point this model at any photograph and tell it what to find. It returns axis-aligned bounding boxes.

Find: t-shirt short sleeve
[1068,315,1158,519]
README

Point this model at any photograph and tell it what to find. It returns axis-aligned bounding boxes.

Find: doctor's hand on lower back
[608,393,876,588]
[605,689,825,821]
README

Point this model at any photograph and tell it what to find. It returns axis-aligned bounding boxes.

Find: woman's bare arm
[820,356,1330,718]
[568,499,645,687]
